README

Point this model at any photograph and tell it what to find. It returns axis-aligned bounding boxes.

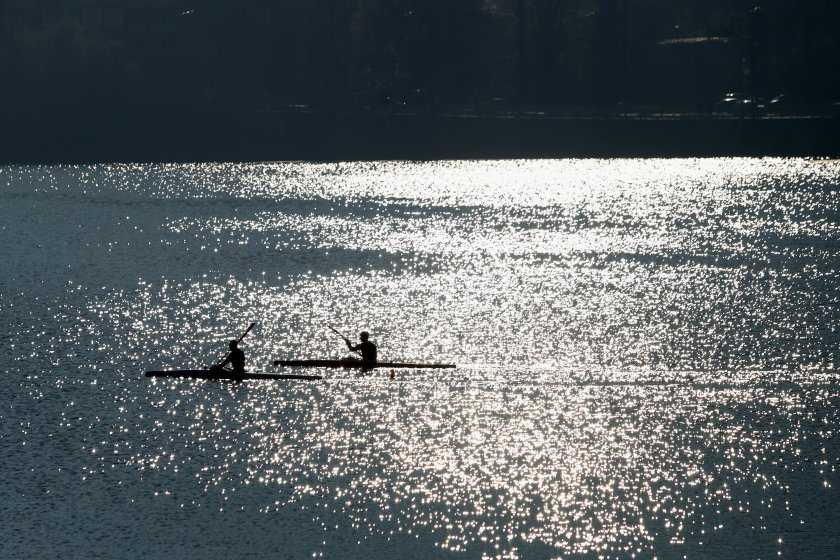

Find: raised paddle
[328,325,352,345]
[211,322,256,368]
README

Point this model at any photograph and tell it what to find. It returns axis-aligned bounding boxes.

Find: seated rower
[346,331,377,364]
[211,340,246,375]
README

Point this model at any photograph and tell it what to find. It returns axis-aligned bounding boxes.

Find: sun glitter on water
[2,158,839,559]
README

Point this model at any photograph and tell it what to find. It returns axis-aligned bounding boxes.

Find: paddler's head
[229,340,238,350]
[360,331,370,341]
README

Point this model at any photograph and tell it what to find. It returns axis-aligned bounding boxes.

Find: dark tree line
[1,0,838,118]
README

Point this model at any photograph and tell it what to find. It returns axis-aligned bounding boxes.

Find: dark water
[2,159,840,559]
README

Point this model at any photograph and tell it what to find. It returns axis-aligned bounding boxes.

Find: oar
[212,322,256,368]
[329,325,352,345]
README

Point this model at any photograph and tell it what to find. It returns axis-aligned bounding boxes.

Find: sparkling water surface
[2,159,840,559]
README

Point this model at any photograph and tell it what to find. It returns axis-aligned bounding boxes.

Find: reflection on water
[2,159,840,559]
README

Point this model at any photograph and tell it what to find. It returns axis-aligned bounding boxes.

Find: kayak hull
[274,359,456,369]
[145,370,322,381]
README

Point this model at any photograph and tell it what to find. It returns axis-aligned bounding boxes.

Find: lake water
[2,158,840,559]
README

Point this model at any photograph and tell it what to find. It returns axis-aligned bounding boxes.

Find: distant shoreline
[3,110,838,165]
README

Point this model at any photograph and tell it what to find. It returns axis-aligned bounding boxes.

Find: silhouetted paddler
[346,331,377,363]
[211,340,245,375]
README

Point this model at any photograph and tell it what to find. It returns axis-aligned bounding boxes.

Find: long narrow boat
[145,370,322,381]
[273,359,456,369]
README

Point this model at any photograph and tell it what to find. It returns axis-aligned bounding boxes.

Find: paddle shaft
[273,326,354,368]
[329,325,352,346]
[213,322,256,367]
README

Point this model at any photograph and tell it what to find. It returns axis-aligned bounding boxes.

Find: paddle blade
[236,322,256,343]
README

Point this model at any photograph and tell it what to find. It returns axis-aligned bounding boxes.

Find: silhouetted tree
[1,0,837,117]
[530,0,564,102]
[587,0,625,104]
